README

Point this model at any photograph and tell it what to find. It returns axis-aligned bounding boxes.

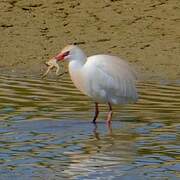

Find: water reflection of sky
[0,75,179,179]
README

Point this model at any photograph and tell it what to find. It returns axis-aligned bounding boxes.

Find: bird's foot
[91,119,97,124]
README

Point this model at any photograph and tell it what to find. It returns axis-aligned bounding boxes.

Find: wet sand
[0,0,179,81]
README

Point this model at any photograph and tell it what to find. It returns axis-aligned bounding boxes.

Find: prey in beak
[42,58,66,78]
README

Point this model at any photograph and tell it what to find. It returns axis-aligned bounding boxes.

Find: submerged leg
[107,102,113,124]
[92,102,99,124]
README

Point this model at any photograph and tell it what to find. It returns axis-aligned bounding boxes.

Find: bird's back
[81,54,138,104]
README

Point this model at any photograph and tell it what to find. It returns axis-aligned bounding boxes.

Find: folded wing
[82,55,138,104]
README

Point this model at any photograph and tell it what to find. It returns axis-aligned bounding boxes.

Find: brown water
[0,75,179,179]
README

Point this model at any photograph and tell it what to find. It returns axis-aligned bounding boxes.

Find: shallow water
[0,75,179,180]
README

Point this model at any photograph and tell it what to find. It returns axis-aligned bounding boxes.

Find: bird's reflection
[92,122,113,140]
[92,123,100,140]
[63,120,136,178]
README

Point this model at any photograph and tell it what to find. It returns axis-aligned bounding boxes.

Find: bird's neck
[68,53,87,71]
[68,55,87,94]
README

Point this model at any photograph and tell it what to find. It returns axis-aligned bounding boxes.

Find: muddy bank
[0,0,179,81]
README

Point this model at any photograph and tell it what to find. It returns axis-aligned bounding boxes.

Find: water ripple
[0,75,179,179]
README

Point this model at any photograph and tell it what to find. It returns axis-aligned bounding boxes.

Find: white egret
[46,45,138,124]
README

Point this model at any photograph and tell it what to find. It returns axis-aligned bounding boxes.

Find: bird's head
[54,45,86,62]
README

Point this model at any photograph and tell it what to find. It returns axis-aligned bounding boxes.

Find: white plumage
[82,54,138,104]
[52,45,138,124]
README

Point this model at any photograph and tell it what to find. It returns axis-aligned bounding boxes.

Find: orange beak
[55,51,70,61]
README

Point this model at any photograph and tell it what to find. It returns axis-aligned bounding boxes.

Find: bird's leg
[92,102,99,124]
[106,102,113,124]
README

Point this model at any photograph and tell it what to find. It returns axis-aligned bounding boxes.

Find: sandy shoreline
[0,0,179,81]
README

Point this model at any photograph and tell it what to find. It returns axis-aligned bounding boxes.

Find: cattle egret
[46,45,138,124]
